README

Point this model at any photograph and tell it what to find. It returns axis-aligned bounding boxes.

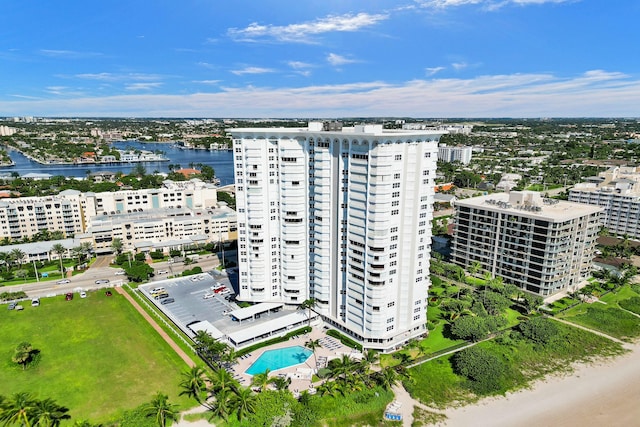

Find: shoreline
[439,342,640,426]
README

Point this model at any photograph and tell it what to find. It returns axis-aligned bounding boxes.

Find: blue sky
[1,0,639,118]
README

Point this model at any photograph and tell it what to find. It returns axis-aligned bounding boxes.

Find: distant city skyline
[2,0,639,118]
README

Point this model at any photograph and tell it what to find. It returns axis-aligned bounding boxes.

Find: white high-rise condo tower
[228,122,444,351]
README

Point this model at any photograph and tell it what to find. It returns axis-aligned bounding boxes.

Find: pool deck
[228,326,364,395]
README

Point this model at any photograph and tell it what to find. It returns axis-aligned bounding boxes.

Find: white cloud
[416,0,572,9]
[2,70,639,118]
[231,67,275,76]
[327,53,359,67]
[288,61,313,70]
[426,67,446,76]
[193,80,221,85]
[75,72,163,82]
[125,82,163,91]
[228,13,388,43]
[452,62,468,71]
[39,49,103,58]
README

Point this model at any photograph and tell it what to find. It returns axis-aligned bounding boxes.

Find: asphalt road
[3,252,235,300]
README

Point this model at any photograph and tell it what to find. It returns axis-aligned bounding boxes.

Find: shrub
[518,317,559,345]
[326,329,363,350]
[452,346,509,394]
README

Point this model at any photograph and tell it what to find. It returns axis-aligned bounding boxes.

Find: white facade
[83,179,217,217]
[437,144,473,164]
[0,180,229,252]
[452,191,602,295]
[229,122,443,351]
[569,166,640,239]
[0,191,85,241]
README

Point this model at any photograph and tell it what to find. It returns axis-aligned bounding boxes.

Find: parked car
[56,279,71,284]
[114,270,126,276]
[80,291,87,298]
[31,298,40,307]
[150,287,165,294]
[160,297,175,305]
[155,293,170,300]
[65,292,73,301]
[202,293,215,300]
[15,305,24,311]
[105,290,113,297]
[95,279,110,285]
[8,302,17,310]
[157,270,169,274]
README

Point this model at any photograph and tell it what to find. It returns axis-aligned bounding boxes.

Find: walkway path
[115,286,197,367]
[390,383,447,427]
[551,316,631,348]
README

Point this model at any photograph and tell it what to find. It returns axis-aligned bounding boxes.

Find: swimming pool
[245,345,312,376]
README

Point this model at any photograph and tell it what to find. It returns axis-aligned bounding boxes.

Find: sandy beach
[440,342,640,427]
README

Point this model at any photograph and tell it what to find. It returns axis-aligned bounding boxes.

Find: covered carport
[187,320,225,340]
[228,302,283,323]
[227,311,309,348]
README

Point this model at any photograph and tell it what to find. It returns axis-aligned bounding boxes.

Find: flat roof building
[229,121,444,351]
[569,166,640,239]
[452,191,602,295]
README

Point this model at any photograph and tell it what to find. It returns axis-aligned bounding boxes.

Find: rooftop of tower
[455,191,603,222]
[227,121,445,138]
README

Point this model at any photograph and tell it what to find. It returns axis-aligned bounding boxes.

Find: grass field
[405,321,625,408]
[0,289,192,423]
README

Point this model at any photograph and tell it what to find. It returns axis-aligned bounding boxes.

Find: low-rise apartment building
[0,179,236,253]
[451,191,602,295]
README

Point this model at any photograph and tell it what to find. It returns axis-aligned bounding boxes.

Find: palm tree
[0,251,9,272]
[51,244,66,278]
[360,349,379,376]
[317,381,341,397]
[143,392,178,427]
[208,368,239,394]
[299,298,316,326]
[178,366,207,404]
[268,376,291,391]
[9,248,26,269]
[328,354,355,381]
[12,342,34,370]
[31,398,71,427]
[304,339,321,371]
[250,369,271,392]
[207,389,231,422]
[375,367,401,391]
[228,387,257,421]
[0,391,36,427]
[110,238,123,255]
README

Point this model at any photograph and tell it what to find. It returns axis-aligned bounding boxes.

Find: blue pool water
[245,345,312,376]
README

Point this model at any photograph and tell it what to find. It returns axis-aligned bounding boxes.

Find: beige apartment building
[0,179,236,253]
[452,191,602,295]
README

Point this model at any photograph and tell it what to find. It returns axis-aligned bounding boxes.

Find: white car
[31,298,40,307]
[150,287,166,294]
[203,293,215,300]
[80,291,87,298]
[115,270,126,275]
[56,279,71,284]
[157,270,169,274]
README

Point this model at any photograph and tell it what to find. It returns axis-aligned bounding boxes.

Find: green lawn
[558,303,640,341]
[406,321,625,408]
[0,289,192,423]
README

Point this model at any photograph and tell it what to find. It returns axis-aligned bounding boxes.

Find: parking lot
[139,271,239,338]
